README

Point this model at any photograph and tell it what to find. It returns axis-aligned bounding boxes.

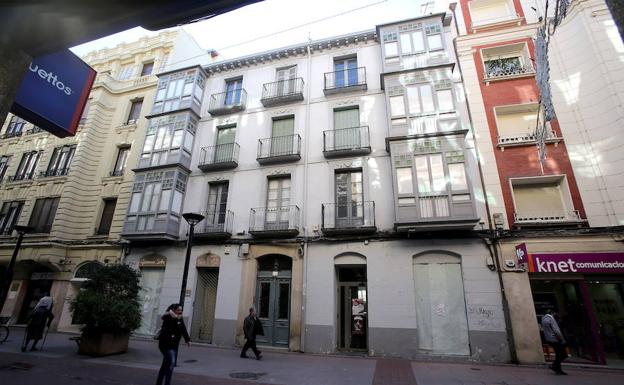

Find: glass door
[334,57,358,88]
[265,177,290,230]
[335,171,363,229]
[276,66,296,96]
[225,79,242,105]
[271,117,294,157]
[206,182,228,232]
[255,277,290,347]
[333,107,360,150]
[215,126,235,163]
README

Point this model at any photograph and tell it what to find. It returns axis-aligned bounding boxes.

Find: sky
[70,0,438,61]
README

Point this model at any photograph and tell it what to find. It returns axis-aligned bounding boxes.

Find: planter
[78,332,130,356]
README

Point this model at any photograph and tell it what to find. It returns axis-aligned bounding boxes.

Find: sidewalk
[1,331,623,385]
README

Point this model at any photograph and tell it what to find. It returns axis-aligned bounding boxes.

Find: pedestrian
[541,309,568,375]
[240,307,263,360]
[21,293,54,352]
[155,303,191,385]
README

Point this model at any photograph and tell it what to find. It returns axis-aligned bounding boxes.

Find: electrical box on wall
[492,213,505,229]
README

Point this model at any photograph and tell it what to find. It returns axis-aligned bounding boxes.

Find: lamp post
[179,212,204,306]
[0,225,34,314]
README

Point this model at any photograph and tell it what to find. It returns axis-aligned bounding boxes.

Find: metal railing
[257,134,301,160]
[199,143,240,166]
[110,170,124,177]
[2,131,22,139]
[485,63,534,80]
[208,89,247,113]
[40,168,70,178]
[8,172,35,182]
[322,201,376,230]
[514,210,582,224]
[249,205,300,233]
[324,67,367,91]
[25,127,44,135]
[197,210,234,234]
[323,126,370,152]
[497,129,557,146]
[261,78,304,100]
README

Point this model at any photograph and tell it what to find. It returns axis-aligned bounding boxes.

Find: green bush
[71,264,142,335]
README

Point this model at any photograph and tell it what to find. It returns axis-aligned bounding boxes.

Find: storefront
[526,251,624,366]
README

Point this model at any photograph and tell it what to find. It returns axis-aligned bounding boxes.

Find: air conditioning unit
[492,213,505,229]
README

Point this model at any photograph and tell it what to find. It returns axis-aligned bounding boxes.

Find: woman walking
[155,304,191,385]
[21,293,54,352]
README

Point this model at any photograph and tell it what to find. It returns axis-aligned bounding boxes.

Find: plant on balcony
[71,264,141,356]
[485,57,525,78]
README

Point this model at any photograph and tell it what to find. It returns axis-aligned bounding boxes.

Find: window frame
[97,198,118,235]
[151,68,206,115]
[0,156,11,181]
[46,144,76,177]
[140,61,154,77]
[6,116,26,137]
[0,200,25,235]
[14,151,42,181]
[28,197,60,233]
[112,146,131,176]
[140,112,197,168]
[126,99,144,124]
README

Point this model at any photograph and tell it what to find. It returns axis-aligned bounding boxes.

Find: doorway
[255,255,291,347]
[191,268,219,343]
[336,265,368,351]
[18,278,53,324]
[136,267,165,336]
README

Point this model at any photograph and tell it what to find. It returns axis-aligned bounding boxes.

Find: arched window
[74,261,103,280]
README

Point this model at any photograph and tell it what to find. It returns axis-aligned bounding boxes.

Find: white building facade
[122,13,510,361]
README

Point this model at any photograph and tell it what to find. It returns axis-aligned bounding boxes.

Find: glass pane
[385,42,398,57]
[141,184,154,211]
[159,189,171,211]
[390,96,405,117]
[420,85,435,112]
[397,167,413,194]
[437,89,454,111]
[449,163,467,191]
[334,108,360,130]
[278,283,289,320]
[407,86,421,114]
[130,193,141,213]
[427,34,443,50]
[400,33,413,54]
[172,130,183,148]
[412,31,425,51]
[415,155,431,193]
[259,282,270,318]
[430,154,446,192]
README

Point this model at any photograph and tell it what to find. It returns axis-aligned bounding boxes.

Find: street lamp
[179,212,204,306]
[0,225,34,314]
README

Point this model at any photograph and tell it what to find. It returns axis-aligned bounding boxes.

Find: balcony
[195,210,233,240]
[484,62,535,81]
[514,210,585,228]
[7,173,35,182]
[122,213,180,241]
[109,170,124,177]
[257,134,301,165]
[321,201,376,235]
[323,126,371,158]
[323,67,367,95]
[249,206,300,238]
[497,129,560,147]
[208,89,247,115]
[25,127,44,135]
[39,168,70,178]
[395,194,480,232]
[94,72,158,93]
[1,131,22,139]
[260,78,304,107]
[198,143,239,172]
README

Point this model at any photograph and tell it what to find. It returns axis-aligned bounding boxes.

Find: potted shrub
[71,264,142,356]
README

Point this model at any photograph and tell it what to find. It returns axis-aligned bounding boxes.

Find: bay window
[139,112,196,170]
[151,67,206,116]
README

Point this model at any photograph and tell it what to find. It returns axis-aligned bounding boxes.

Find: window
[225,78,243,105]
[117,63,134,80]
[276,66,297,96]
[400,30,425,54]
[396,167,414,195]
[141,112,197,168]
[333,107,361,150]
[495,104,540,140]
[335,170,363,226]
[334,57,358,87]
[14,151,42,181]
[158,54,169,71]
[152,68,205,115]
[46,145,76,177]
[140,62,154,76]
[28,197,60,233]
[0,156,10,181]
[425,25,443,50]
[206,182,229,230]
[511,177,576,222]
[126,99,143,124]
[266,176,291,229]
[270,116,295,156]
[390,95,406,117]
[97,199,117,235]
[0,201,24,235]
[470,0,516,27]
[5,116,26,137]
[482,43,532,79]
[215,125,236,163]
[112,146,130,176]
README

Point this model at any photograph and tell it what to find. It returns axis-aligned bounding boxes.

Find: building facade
[122,12,510,362]
[0,30,207,333]
[456,0,624,366]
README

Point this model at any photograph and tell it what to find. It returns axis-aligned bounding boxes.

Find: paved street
[1,332,623,385]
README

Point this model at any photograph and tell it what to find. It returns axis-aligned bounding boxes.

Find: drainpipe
[299,38,313,353]
[448,2,518,364]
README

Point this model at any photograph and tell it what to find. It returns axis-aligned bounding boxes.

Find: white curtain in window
[136,268,165,336]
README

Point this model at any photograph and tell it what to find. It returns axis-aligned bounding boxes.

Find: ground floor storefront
[499,235,624,367]
[126,237,510,362]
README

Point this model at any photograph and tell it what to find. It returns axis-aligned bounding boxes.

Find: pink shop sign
[527,252,624,273]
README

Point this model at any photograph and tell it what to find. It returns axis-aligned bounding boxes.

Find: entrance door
[191,268,219,343]
[136,267,165,335]
[255,278,290,347]
[18,278,53,324]
[337,265,368,351]
[265,176,290,231]
[335,170,364,229]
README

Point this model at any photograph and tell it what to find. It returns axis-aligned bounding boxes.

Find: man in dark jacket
[541,309,568,375]
[240,307,263,360]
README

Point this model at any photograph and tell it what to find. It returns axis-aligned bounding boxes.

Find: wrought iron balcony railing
[497,129,558,146]
[208,89,247,115]
[196,210,234,238]
[514,210,582,225]
[257,134,301,165]
[324,67,367,94]
[8,172,35,182]
[485,63,535,80]
[323,126,371,158]
[109,170,124,177]
[198,143,240,172]
[260,78,304,107]
[321,201,376,234]
[249,205,300,237]
[40,168,70,178]
[2,131,22,139]
[25,127,44,135]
